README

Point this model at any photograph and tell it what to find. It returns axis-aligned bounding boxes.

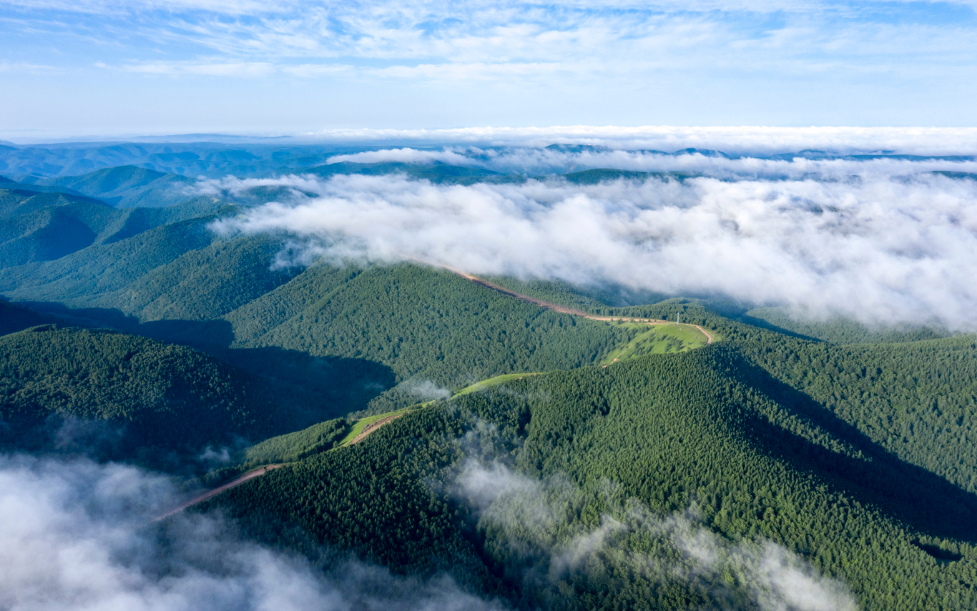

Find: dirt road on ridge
[447,269,713,344]
[154,464,283,521]
[349,413,408,445]
[154,268,713,520]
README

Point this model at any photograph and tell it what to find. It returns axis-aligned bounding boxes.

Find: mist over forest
[1,132,976,611]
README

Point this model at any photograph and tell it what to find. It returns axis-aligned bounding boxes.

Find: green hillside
[300,161,515,185]
[0,187,225,272]
[742,306,951,344]
[84,234,301,328]
[0,190,117,266]
[36,165,194,208]
[740,333,977,494]
[212,347,977,610]
[224,263,635,396]
[0,326,331,462]
[561,168,700,184]
[238,417,349,467]
[0,213,222,303]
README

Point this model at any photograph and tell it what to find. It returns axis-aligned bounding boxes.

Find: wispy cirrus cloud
[3,0,976,133]
[114,60,276,77]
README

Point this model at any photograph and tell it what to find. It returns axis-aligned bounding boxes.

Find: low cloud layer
[0,455,503,611]
[455,460,859,611]
[209,165,977,330]
[327,149,478,167]
[305,127,977,156]
[327,145,977,180]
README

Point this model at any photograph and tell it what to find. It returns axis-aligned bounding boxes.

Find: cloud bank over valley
[207,149,977,331]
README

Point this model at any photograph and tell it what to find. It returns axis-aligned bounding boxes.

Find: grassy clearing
[600,323,708,364]
[452,372,544,397]
[337,406,417,447]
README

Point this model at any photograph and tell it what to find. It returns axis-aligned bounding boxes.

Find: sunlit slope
[225,263,633,388]
[83,235,301,327]
[599,322,708,362]
[0,326,325,458]
[213,348,977,611]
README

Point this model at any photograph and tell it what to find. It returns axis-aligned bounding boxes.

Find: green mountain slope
[740,333,977,494]
[0,326,332,461]
[299,161,513,185]
[213,348,977,610]
[741,306,950,344]
[0,190,117,266]
[225,263,633,392]
[0,213,221,302]
[84,235,301,329]
[36,165,194,207]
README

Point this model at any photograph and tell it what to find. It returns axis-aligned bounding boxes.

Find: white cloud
[208,166,977,330]
[300,126,977,156]
[327,148,478,166]
[120,60,276,77]
[403,379,452,400]
[455,460,859,611]
[0,454,505,611]
[0,61,58,73]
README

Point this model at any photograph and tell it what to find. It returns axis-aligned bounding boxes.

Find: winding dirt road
[154,266,711,521]
[154,464,283,521]
[349,413,407,445]
[448,268,713,344]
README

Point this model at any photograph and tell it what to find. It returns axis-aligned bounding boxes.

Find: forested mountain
[213,347,977,610]
[1,159,976,610]
[31,165,194,207]
[0,325,335,464]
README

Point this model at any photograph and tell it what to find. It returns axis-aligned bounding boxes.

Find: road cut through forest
[453,270,714,344]
[159,267,714,519]
[154,464,283,521]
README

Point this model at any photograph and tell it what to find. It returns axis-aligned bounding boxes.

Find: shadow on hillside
[203,346,396,425]
[16,301,233,345]
[726,350,977,543]
[12,301,396,422]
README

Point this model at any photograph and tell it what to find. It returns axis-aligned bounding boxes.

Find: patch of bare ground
[447,269,715,345]
[350,413,407,445]
[154,464,284,521]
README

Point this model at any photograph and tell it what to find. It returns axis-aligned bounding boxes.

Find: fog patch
[403,379,452,401]
[327,148,478,167]
[209,170,977,331]
[306,126,977,156]
[198,445,232,466]
[0,454,505,611]
[455,459,859,611]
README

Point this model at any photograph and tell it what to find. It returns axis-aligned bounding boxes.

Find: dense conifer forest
[1,164,976,610]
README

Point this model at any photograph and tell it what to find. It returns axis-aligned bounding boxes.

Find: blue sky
[1,0,975,138]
